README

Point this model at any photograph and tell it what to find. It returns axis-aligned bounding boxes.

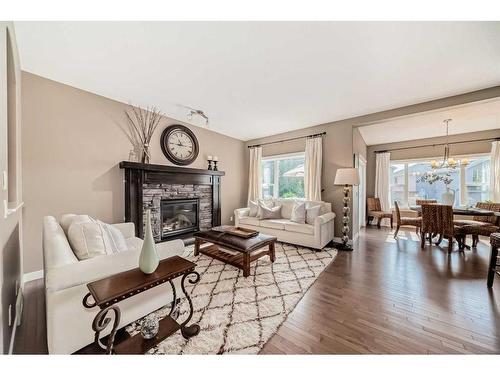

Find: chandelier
[430,119,469,170]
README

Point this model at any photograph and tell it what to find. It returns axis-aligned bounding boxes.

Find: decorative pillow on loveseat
[290,201,306,224]
[305,204,322,225]
[258,204,282,219]
[67,216,128,260]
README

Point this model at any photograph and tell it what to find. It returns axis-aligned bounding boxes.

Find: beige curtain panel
[375,152,391,225]
[247,146,263,203]
[491,141,500,202]
[304,137,323,201]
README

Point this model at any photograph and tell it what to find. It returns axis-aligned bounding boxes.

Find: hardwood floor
[14,226,500,354]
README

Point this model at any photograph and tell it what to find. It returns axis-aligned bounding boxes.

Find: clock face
[167,130,195,160]
[160,125,199,165]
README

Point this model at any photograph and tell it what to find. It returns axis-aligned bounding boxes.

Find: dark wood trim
[119,161,225,176]
[212,175,221,227]
[120,161,224,239]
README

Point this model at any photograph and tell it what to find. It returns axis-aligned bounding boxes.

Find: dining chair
[415,199,437,205]
[367,197,393,229]
[393,201,422,238]
[455,202,500,247]
[488,233,500,288]
[420,204,465,253]
[415,199,437,217]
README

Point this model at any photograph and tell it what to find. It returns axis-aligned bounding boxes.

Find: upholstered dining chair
[420,204,465,253]
[393,201,422,238]
[488,233,500,288]
[454,202,500,248]
[415,199,437,217]
[367,197,393,229]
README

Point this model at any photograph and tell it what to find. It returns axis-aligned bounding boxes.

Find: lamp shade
[334,168,360,186]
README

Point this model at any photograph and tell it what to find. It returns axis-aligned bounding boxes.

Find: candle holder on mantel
[213,157,219,171]
[207,156,213,170]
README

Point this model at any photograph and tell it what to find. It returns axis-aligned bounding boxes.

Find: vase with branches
[123,105,164,164]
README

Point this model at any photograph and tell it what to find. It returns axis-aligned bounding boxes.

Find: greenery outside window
[261,152,305,199]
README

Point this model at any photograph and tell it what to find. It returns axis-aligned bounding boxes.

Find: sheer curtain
[375,152,391,225]
[304,137,323,201]
[491,141,500,202]
[247,146,262,203]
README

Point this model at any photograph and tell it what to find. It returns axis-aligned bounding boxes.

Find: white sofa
[42,214,185,354]
[234,199,335,250]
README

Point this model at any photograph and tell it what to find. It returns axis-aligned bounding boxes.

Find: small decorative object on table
[139,209,159,274]
[123,105,164,164]
[140,316,160,339]
[207,155,213,170]
[213,156,219,171]
[333,168,360,251]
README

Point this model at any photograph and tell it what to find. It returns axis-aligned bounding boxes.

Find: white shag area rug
[126,242,337,354]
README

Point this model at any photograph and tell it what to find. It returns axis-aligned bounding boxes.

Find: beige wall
[21,72,246,273]
[366,129,500,198]
[0,22,23,354]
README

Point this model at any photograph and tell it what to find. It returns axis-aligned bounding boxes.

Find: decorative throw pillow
[305,205,322,225]
[256,199,275,218]
[68,219,128,260]
[248,200,259,217]
[259,204,282,220]
[98,220,128,254]
[290,201,306,224]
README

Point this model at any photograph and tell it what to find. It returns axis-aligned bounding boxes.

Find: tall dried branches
[124,105,164,162]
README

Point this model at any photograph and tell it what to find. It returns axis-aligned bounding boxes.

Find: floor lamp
[334,168,360,251]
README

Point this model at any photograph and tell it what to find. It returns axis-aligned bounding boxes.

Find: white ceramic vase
[441,187,455,206]
[139,209,159,274]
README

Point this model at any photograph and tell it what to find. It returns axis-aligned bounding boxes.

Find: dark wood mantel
[119,161,225,239]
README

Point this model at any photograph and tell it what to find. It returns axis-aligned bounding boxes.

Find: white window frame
[390,152,491,208]
[261,151,305,199]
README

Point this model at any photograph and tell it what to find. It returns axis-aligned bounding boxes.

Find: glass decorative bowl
[140,316,159,340]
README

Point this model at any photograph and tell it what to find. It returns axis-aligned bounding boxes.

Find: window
[464,155,490,206]
[390,154,490,208]
[261,153,305,199]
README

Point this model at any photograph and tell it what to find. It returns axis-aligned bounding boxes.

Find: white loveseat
[42,214,185,354]
[234,199,335,249]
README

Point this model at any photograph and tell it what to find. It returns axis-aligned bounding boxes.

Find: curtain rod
[374,136,500,154]
[247,132,326,149]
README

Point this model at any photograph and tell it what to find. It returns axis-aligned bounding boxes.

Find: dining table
[409,205,500,217]
[410,205,499,250]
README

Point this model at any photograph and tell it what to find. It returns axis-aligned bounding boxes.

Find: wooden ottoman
[193,230,277,277]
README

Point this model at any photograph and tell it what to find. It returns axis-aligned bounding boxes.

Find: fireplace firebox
[161,198,199,240]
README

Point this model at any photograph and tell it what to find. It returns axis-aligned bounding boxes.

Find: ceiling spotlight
[188,108,209,127]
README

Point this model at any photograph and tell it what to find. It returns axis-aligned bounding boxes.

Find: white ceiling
[357,98,500,145]
[14,21,500,141]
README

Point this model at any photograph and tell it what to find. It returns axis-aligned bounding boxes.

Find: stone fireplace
[119,161,224,242]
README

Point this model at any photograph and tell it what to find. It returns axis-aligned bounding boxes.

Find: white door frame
[358,155,367,228]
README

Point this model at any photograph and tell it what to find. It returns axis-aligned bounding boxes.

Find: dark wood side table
[81,256,200,354]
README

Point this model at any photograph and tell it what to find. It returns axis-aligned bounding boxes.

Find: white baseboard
[23,270,44,283]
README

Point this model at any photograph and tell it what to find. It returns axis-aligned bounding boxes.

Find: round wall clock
[160,124,200,166]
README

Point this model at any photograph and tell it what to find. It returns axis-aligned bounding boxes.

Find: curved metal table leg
[168,280,179,319]
[179,270,200,339]
[92,305,121,354]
